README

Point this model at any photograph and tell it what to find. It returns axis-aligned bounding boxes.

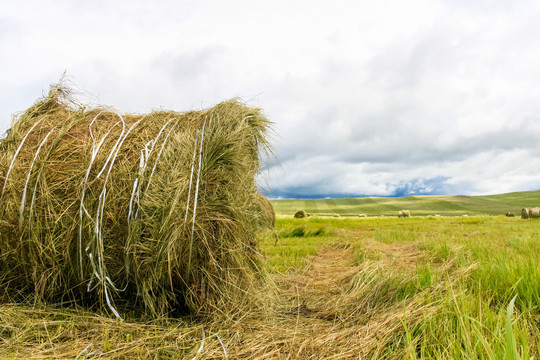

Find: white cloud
[1,0,539,197]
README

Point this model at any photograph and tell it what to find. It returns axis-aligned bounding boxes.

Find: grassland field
[1,190,539,359]
[271,190,540,217]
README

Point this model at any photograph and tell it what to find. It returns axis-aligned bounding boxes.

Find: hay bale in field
[358,214,367,218]
[0,84,272,319]
[294,210,308,218]
[398,210,410,218]
[332,213,340,217]
[521,207,540,219]
[506,212,515,217]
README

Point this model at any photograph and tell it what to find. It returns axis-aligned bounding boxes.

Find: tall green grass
[259,216,539,358]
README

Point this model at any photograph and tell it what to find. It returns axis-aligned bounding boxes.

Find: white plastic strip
[19,127,56,226]
[184,135,199,226]
[0,116,46,207]
[145,120,179,193]
[187,117,208,274]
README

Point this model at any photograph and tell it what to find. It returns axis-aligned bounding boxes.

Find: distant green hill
[271,190,540,217]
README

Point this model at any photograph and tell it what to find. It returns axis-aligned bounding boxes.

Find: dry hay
[506,212,515,217]
[0,84,273,319]
[398,209,411,217]
[358,213,367,218]
[332,213,340,217]
[293,210,308,218]
[521,207,540,219]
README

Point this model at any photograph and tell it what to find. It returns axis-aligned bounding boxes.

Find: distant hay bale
[358,214,367,218]
[294,210,308,218]
[521,207,540,219]
[398,210,411,218]
[462,214,469,217]
[332,213,340,217]
[0,84,272,318]
[506,212,515,217]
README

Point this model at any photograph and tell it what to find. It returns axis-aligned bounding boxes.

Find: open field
[271,190,540,217]
[1,214,539,359]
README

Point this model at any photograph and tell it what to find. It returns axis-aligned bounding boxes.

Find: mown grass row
[259,216,539,358]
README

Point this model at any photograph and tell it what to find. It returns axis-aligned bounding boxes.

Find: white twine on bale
[19,127,57,228]
[187,116,208,277]
[128,118,177,226]
[190,328,229,360]
[128,141,152,224]
[0,116,47,209]
[28,124,75,230]
[144,120,179,193]
[83,113,126,295]
[78,112,115,280]
[184,132,199,227]
[124,118,179,284]
[191,328,206,360]
[82,113,146,321]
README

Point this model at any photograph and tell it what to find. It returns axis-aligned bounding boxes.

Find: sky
[1,0,540,198]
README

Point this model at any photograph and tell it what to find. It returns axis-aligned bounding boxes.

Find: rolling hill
[271,190,540,217]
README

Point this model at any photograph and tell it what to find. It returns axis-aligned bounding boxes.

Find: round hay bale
[506,212,515,217]
[398,210,411,217]
[358,213,367,218]
[294,210,307,218]
[522,207,540,219]
[332,213,340,217]
[0,85,272,318]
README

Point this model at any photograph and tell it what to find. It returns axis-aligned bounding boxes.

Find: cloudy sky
[2,0,540,198]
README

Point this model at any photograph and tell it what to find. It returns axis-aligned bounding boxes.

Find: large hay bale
[293,210,307,218]
[0,85,272,318]
[521,207,540,219]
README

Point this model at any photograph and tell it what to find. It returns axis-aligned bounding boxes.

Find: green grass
[259,215,539,358]
[272,190,540,217]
